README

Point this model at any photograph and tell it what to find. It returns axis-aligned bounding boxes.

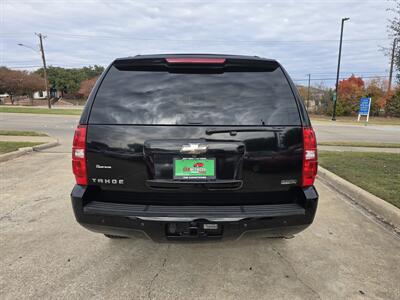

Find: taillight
[302,127,318,187]
[72,125,87,185]
[166,58,226,64]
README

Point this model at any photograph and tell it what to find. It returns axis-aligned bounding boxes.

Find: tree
[78,76,99,98]
[385,87,400,117]
[365,78,387,115]
[81,65,104,78]
[387,0,400,83]
[35,65,104,96]
[320,87,335,115]
[0,67,44,104]
[296,84,333,114]
[297,86,308,104]
[337,75,365,115]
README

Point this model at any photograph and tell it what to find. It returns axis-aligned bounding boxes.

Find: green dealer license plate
[174,158,216,179]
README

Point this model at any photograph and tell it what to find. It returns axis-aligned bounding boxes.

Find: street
[1,113,400,150]
[1,113,400,299]
[0,113,78,152]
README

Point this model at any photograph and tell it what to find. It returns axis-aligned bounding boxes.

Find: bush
[332,100,355,116]
[385,88,400,117]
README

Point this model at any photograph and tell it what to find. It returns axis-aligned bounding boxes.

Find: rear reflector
[166,58,226,64]
[302,127,318,187]
[72,125,87,185]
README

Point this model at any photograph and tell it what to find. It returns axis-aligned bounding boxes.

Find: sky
[0,0,397,86]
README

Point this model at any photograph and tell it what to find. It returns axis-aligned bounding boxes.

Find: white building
[33,89,61,99]
[33,90,47,99]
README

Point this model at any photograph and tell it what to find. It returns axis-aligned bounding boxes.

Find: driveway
[1,113,400,299]
[1,151,400,299]
[0,113,78,152]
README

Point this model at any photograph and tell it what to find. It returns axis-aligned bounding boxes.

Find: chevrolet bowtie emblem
[180,143,208,155]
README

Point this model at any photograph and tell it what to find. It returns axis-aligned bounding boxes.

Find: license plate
[174,158,215,179]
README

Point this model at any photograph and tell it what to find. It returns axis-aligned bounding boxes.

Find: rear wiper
[205,127,281,136]
[186,121,204,125]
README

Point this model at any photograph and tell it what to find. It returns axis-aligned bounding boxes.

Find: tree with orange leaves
[78,76,99,99]
[386,87,400,117]
[336,75,365,115]
[365,78,387,116]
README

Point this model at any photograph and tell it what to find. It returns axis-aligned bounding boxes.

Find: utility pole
[307,73,311,110]
[332,17,350,121]
[36,33,51,109]
[388,37,398,93]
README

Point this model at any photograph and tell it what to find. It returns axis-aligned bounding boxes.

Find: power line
[306,71,389,75]
[3,65,43,68]
[3,64,101,69]
[293,75,390,81]
[0,32,391,44]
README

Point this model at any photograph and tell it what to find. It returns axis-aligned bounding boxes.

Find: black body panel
[86,125,303,193]
[72,53,318,241]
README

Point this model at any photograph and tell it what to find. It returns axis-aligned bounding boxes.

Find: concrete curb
[0,139,59,163]
[318,166,400,231]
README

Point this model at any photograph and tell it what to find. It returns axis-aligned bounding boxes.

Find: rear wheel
[104,234,128,239]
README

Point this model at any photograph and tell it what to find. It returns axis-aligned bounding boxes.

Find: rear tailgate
[84,56,305,201]
[86,125,303,193]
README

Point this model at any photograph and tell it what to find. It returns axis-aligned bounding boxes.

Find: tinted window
[89,66,300,125]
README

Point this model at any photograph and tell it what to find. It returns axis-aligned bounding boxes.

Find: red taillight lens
[72,125,87,185]
[302,127,318,187]
[166,58,226,64]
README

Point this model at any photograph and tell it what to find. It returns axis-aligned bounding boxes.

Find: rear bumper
[71,185,318,241]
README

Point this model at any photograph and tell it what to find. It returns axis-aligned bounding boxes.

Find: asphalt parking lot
[1,113,400,299]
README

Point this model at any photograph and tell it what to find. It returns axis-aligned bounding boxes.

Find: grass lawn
[0,141,44,154]
[318,141,400,148]
[310,115,400,126]
[0,130,48,136]
[0,106,82,115]
[319,151,400,208]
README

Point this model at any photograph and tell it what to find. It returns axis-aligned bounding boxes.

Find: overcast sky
[0,0,397,86]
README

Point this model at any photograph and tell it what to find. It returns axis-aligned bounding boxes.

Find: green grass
[319,151,400,208]
[0,106,82,115]
[318,141,400,148]
[0,130,48,137]
[0,141,44,154]
[310,115,400,126]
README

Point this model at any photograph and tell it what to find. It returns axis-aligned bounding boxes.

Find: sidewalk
[0,135,59,162]
[31,105,84,110]
[0,135,55,143]
[1,104,84,110]
[318,145,400,153]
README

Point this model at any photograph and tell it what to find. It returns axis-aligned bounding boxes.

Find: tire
[104,234,128,239]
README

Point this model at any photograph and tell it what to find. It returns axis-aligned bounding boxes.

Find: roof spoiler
[113,57,279,72]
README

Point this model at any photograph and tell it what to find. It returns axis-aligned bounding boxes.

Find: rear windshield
[89,65,300,125]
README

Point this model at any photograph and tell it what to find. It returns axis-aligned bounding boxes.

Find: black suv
[71,54,318,241]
